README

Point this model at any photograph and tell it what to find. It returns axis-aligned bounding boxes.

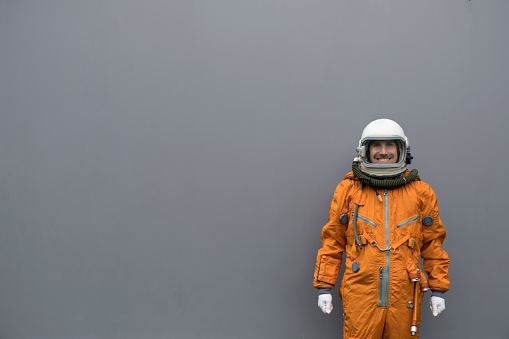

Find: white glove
[318,294,333,314]
[429,296,445,316]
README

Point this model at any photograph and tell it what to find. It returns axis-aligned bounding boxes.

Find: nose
[380,145,387,154]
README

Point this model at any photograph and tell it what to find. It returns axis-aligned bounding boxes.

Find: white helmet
[355,119,412,178]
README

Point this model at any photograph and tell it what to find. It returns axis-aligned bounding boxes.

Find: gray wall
[1,1,508,338]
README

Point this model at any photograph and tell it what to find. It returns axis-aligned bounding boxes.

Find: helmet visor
[361,137,406,168]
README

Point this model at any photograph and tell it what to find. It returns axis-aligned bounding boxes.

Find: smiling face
[368,140,398,164]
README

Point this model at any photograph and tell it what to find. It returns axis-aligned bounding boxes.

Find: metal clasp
[370,241,395,252]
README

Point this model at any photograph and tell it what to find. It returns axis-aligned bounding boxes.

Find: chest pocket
[352,213,377,237]
[345,213,377,241]
[396,214,421,235]
[356,214,377,228]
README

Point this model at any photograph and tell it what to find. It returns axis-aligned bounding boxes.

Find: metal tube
[411,281,419,336]
[353,183,364,248]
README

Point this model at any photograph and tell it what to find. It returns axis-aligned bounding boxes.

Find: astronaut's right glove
[318,294,333,314]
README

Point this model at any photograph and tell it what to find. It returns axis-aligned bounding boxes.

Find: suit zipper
[378,189,390,307]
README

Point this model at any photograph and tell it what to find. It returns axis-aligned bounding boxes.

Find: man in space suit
[313,118,449,338]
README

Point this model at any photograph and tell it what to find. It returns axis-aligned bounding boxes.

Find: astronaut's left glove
[429,296,446,316]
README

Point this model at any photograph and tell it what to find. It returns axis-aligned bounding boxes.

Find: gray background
[1,1,508,338]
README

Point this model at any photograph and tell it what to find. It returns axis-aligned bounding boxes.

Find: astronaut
[313,119,449,338]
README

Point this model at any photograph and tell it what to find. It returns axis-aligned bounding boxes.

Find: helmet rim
[356,119,411,178]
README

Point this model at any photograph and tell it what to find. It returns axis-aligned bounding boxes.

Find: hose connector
[411,324,417,336]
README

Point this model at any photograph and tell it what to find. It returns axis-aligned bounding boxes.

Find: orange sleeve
[418,183,450,292]
[313,180,353,288]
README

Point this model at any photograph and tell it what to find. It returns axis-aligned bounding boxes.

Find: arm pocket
[315,255,341,286]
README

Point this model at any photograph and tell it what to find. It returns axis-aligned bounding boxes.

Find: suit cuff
[317,287,332,295]
[431,289,445,299]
